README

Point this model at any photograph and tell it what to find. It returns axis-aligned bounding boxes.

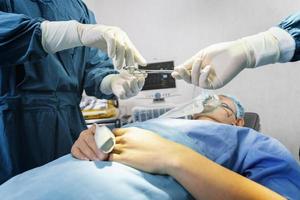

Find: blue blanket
[0,119,299,200]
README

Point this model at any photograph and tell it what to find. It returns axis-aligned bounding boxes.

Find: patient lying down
[0,94,299,200]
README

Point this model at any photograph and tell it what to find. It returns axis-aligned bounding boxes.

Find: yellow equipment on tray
[82,100,118,120]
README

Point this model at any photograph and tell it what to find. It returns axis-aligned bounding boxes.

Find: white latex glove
[41,20,147,69]
[172,27,295,89]
[100,71,145,99]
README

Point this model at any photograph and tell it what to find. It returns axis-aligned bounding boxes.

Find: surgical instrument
[123,65,173,78]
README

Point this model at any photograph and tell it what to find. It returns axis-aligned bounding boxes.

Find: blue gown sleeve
[243,136,300,200]
[0,11,47,65]
[83,10,118,99]
[84,48,118,99]
[278,11,300,62]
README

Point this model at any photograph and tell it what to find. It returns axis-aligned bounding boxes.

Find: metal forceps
[123,65,173,78]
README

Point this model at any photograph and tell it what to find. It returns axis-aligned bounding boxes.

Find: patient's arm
[166,143,286,200]
[109,127,286,200]
[71,125,108,161]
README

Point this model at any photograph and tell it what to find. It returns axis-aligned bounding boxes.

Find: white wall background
[84,0,300,160]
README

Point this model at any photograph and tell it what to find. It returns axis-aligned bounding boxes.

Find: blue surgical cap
[222,94,245,119]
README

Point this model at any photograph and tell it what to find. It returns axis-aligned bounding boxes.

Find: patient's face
[193,95,244,126]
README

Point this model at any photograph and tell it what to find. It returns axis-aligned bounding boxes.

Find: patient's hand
[71,125,108,161]
[109,127,186,175]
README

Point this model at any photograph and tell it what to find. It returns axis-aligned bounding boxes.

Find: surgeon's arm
[0,11,47,65]
[81,9,117,99]
[83,47,118,99]
[172,12,300,89]
[83,11,145,100]
[109,128,286,200]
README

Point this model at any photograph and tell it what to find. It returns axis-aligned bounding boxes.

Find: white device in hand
[94,124,116,153]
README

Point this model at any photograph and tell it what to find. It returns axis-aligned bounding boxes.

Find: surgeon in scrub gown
[0,0,146,184]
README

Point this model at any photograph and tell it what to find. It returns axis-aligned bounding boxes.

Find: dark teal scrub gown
[0,0,117,184]
[278,11,300,61]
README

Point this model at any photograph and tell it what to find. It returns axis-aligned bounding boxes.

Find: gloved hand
[100,70,145,99]
[172,40,252,89]
[172,27,295,89]
[41,20,147,69]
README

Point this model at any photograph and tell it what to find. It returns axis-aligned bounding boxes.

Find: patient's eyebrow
[220,102,236,118]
